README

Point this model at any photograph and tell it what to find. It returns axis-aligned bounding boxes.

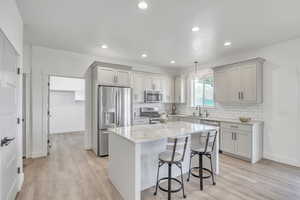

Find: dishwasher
[200,119,222,153]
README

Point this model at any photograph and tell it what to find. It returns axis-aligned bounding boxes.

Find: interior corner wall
[0,0,24,191]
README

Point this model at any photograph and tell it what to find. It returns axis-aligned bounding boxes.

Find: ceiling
[17,0,300,68]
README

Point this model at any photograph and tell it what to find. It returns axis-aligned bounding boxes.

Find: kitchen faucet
[196,106,202,117]
[203,109,209,118]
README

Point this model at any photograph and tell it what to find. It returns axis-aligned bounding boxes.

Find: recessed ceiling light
[170,60,176,64]
[138,1,148,10]
[141,53,147,58]
[101,44,108,49]
[224,41,232,47]
[192,26,200,32]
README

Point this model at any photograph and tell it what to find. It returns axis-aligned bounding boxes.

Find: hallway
[17,133,300,200]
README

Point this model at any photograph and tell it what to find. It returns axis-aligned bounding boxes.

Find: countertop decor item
[159,113,168,123]
[239,117,251,123]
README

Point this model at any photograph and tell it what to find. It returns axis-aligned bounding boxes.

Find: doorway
[47,76,85,154]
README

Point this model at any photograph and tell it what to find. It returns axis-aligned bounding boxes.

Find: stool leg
[199,154,203,191]
[180,164,186,198]
[187,153,192,182]
[168,163,172,200]
[209,155,216,185]
[154,162,161,195]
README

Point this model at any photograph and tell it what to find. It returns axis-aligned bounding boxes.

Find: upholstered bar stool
[187,130,217,191]
[154,136,189,200]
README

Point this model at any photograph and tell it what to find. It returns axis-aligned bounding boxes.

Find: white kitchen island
[108,121,219,200]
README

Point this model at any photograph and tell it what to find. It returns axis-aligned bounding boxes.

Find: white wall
[50,91,85,134]
[49,76,85,134]
[0,0,24,191]
[179,38,300,167]
[25,45,177,157]
[50,76,85,91]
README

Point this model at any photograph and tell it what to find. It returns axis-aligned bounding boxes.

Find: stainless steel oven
[144,90,162,103]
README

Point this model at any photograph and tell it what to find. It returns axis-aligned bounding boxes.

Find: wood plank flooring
[17,133,300,200]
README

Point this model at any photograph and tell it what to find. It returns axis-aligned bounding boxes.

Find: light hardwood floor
[17,133,300,200]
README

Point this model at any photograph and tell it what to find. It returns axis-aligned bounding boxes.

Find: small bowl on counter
[239,117,251,123]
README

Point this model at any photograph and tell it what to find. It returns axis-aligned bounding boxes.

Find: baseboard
[263,153,300,167]
[31,151,47,158]
[50,130,85,135]
[18,172,24,191]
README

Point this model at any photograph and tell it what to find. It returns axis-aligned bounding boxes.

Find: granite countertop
[168,114,263,125]
[108,121,219,144]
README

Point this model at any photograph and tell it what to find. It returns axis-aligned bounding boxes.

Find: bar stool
[154,136,189,200]
[187,130,217,191]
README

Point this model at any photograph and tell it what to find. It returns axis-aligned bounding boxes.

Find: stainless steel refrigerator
[97,86,132,156]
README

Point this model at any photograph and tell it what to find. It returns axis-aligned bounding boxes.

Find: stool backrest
[167,136,189,162]
[199,130,217,153]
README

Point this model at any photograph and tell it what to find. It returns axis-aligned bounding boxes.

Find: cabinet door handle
[241,92,244,100]
[238,92,241,100]
[234,133,237,140]
[232,132,234,140]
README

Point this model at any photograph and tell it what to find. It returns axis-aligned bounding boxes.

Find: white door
[214,70,228,103]
[132,73,145,103]
[240,64,257,103]
[227,67,241,103]
[0,31,19,200]
[152,77,162,91]
[221,129,235,154]
[174,76,185,103]
[116,70,131,87]
[235,132,251,159]
[97,67,116,86]
[144,75,153,90]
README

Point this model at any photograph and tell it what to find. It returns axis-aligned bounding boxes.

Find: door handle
[1,137,15,147]
[241,92,244,100]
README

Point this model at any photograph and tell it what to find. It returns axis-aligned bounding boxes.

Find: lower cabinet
[221,129,236,154]
[220,122,263,163]
[221,128,251,159]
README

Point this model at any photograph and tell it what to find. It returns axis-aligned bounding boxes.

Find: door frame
[43,74,87,155]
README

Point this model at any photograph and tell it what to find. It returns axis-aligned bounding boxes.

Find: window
[191,75,215,107]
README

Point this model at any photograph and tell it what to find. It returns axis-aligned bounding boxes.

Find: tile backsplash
[175,103,263,121]
[133,102,263,121]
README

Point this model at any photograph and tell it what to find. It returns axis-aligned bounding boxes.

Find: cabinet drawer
[221,122,252,132]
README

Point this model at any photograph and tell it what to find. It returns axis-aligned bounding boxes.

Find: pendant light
[194,61,198,80]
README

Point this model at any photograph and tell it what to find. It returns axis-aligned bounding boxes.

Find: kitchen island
[108,121,219,200]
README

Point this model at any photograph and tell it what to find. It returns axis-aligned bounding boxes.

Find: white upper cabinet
[162,76,174,103]
[116,70,131,87]
[132,72,146,103]
[97,67,116,86]
[132,72,174,103]
[174,76,186,103]
[144,76,162,91]
[96,67,131,87]
[214,58,265,105]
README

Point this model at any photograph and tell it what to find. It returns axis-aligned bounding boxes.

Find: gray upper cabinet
[214,58,265,105]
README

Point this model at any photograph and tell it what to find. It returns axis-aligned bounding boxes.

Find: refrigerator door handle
[115,89,119,126]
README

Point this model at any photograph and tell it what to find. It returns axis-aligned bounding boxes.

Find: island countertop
[108,121,219,143]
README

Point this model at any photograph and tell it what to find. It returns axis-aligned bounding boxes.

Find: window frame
[190,74,215,109]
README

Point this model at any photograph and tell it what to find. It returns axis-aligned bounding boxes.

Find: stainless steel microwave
[144,90,162,103]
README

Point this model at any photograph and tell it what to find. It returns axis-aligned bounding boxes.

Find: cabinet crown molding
[213,57,265,70]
